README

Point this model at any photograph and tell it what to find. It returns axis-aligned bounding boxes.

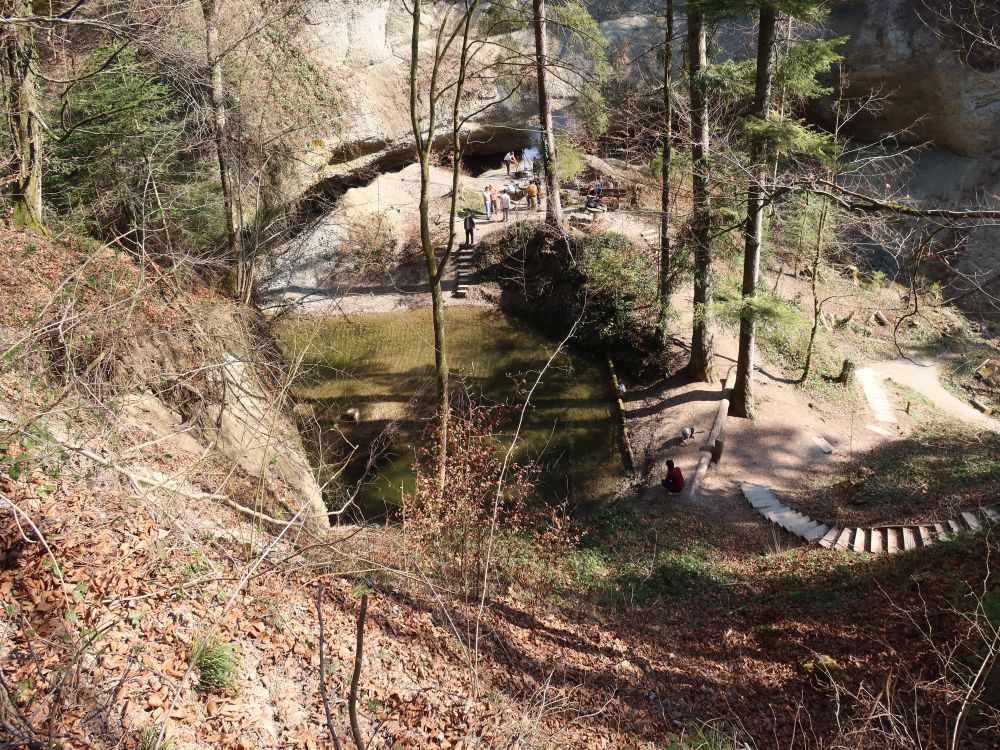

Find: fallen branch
[68,444,298,528]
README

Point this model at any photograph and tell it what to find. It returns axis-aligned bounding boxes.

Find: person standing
[489,184,499,214]
[503,151,516,175]
[525,181,537,210]
[595,177,605,197]
[463,212,476,246]
[482,185,493,220]
[499,189,511,222]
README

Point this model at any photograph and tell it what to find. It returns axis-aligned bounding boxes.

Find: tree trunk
[684,9,716,383]
[409,0,450,492]
[532,0,563,228]
[1,0,43,230]
[656,1,674,348]
[799,198,829,383]
[200,0,243,300]
[730,6,778,418]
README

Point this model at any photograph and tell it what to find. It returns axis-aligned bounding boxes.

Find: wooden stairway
[453,245,475,298]
[742,483,998,554]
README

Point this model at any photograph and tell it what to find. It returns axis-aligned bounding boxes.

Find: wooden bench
[579,185,629,210]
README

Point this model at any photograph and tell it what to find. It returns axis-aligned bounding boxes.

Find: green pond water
[278,307,623,518]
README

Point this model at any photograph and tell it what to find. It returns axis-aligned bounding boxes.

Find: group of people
[480,184,512,222]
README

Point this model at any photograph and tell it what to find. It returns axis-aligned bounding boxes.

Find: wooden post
[837,358,856,385]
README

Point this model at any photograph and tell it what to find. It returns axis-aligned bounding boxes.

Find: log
[689,371,736,497]
[971,398,994,416]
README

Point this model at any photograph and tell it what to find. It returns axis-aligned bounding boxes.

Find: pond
[277,307,624,519]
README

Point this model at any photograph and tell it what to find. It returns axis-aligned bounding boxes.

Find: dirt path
[866,356,1000,431]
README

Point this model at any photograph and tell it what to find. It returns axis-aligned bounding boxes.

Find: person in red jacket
[661,460,685,494]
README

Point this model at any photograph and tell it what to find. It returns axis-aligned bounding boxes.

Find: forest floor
[4,203,1000,750]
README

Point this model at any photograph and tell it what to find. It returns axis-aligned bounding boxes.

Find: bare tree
[408,0,482,493]
[198,0,243,300]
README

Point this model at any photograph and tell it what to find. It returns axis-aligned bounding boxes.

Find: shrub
[574,231,655,348]
[190,634,240,694]
[473,220,543,271]
[402,403,574,601]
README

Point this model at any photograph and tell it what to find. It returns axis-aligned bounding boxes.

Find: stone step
[818,527,840,549]
[960,511,982,531]
[869,527,884,554]
[902,527,918,551]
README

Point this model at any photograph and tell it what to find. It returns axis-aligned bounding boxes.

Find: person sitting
[585,194,604,210]
[660,460,685,494]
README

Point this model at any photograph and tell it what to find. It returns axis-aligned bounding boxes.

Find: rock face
[814,1,1000,323]
[282,0,1000,322]
[819,0,1000,157]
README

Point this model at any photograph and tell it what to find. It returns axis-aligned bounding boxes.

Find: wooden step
[792,520,824,538]
[885,528,900,554]
[766,510,812,532]
[853,528,868,553]
[818,527,840,549]
[934,522,951,540]
[948,518,964,534]
[901,527,918,551]
[835,528,854,550]
[802,523,832,542]
[982,506,998,521]
[917,526,933,547]
[869,527,884,554]
[742,484,781,509]
[960,512,982,531]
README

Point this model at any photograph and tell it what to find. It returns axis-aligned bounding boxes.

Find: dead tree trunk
[533,0,563,229]
[684,9,716,383]
[730,6,778,418]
